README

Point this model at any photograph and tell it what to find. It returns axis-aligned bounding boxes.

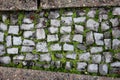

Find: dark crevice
[37,0,40,9]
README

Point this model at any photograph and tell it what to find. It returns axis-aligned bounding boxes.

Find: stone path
[0,7,120,77]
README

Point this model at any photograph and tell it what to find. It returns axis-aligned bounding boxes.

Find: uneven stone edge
[0,67,119,80]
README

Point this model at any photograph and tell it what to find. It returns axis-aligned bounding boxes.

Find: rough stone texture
[36,42,48,52]
[13,36,22,45]
[90,47,103,54]
[0,23,7,31]
[36,29,46,40]
[86,31,94,45]
[21,46,34,52]
[41,0,120,9]
[75,25,84,34]
[40,53,51,62]
[88,64,98,73]
[0,45,5,56]
[60,35,71,42]
[6,36,12,47]
[79,52,90,61]
[110,18,119,27]
[101,21,110,31]
[0,32,4,42]
[0,56,11,64]
[50,44,62,51]
[47,35,59,42]
[61,17,72,25]
[110,62,120,67]
[103,52,112,63]
[99,64,108,75]
[51,19,60,27]
[77,62,87,71]
[23,31,35,38]
[92,54,102,63]
[86,19,99,32]
[112,39,120,50]
[114,53,120,60]
[104,39,111,50]
[23,39,35,46]
[112,28,120,38]
[7,48,18,54]
[48,27,58,34]
[73,17,86,23]
[21,24,34,30]
[63,43,74,51]
[77,44,86,50]
[73,34,83,43]
[66,53,76,60]
[65,62,71,70]
[94,33,104,45]
[0,0,37,10]
[60,26,71,34]
[1,67,120,80]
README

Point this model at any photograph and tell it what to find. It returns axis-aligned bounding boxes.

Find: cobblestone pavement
[0,7,120,77]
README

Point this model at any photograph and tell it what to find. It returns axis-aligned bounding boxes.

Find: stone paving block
[0,0,37,10]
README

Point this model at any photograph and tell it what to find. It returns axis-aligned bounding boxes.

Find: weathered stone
[79,52,90,61]
[7,48,18,54]
[66,53,76,60]
[13,36,22,45]
[2,14,7,22]
[0,0,37,10]
[75,25,84,34]
[101,21,110,31]
[50,44,62,51]
[60,35,71,42]
[0,56,11,64]
[47,35,58,42]
[73,34,83,43]
[94,33,104,45]
[25,53,35,60]
[77,44,87,50]
[65,62,71,70]
[60,26,71,34]
[63,43,74,51]
[112,39,120,50]
[10,13,18,24]
[99,14,108,22]
[77,62,87,71]
[73,17,86,23]
[104,39,111,50]
[111,62,120,67]
[40,53,51,62]
[63,11,73,16]
[110,18,119,27]
[48,27,58,34]
[36,42,48,52]
[110,67,120,74]
[36,29,46,40]
[21,24,34,30]
[51,19,60,27]
[114,53,120,60]
[23,39,35,46]
[87,10,96,18]
[23,18,33,24]
[90,47,103,54]
[0,45,5,56]
[86,19,99,32]
[21,46,34,52]
[103,52,112,63]
[92,54,102,63]
[99,64,108,75]
[86,31,94,45]
[13,55,24,60]
[77,11,86,16]
[23,31,35,38]
[0,32,4,42]
[55,54,63,59]
[104,31,111,39]
[88,64,98,73]
[61,17,72,25]
[6,36,12,47]
[0,23,7,31]
[112,28,120,38]
[48,11,60,19]
[55,61,61,68]
[113,7,120,15]
[8,25,19,35]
